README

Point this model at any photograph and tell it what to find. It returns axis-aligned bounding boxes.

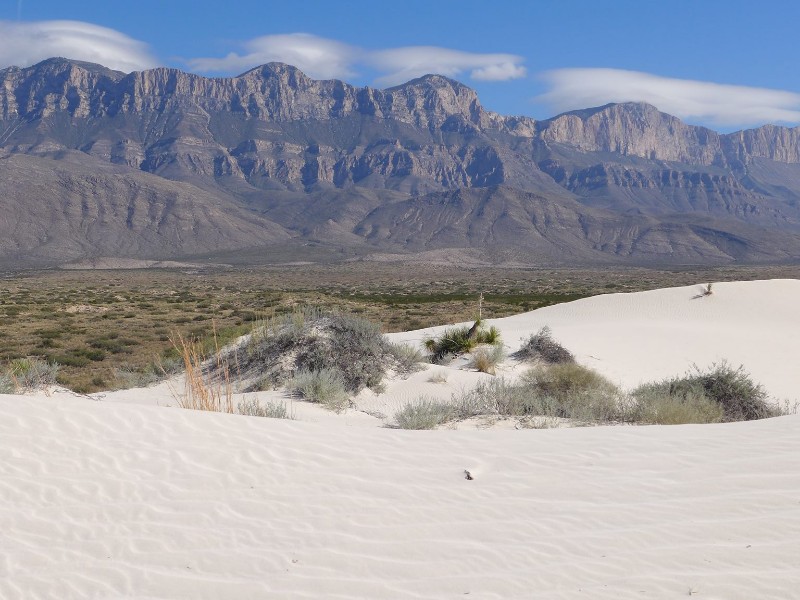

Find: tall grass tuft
[170,327,234,413]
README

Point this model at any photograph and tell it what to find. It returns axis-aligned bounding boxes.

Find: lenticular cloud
[0,20,157,72]
[188,33,526,85]
[538,68,800,128]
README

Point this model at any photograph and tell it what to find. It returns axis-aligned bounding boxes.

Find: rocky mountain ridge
[1,58,799,267]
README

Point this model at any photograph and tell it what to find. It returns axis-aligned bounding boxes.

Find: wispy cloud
[0,20,157,72]
[188,33,526,85]
[367,46,526,86]
[187,33,358,80]
[537,68,800,128]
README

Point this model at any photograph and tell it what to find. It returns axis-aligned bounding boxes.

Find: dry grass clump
[424,320,501,363]
[468,345,506,374]
[631,362,780,423]
[515,326,575,364]
[170,330,233,413]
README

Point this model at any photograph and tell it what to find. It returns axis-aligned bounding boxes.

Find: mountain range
[2,57,800,268]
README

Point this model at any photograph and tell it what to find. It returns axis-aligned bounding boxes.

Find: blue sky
[1,0,799,130]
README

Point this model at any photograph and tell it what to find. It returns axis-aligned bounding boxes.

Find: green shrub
[395,396,455,429]
[515,326,575,364]
[289,367,350,413]
[237,398,293,419]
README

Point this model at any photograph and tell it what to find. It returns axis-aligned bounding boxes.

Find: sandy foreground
[2,280,799,599]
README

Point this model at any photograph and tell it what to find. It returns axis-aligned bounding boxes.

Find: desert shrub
[634,362,778,422]
[237,398,293,419]
[515,326,575,364]
[520,364,624,422]
[387,342,426,374]
[395,396,456,429]
[289,367,350,413]
[424,320,501,363]
[468,345,506,375]
[0,373,14,394]
[239,308,399,394]
[630,385,724,424]
[427,371,448,384]
[114,366,162,389]
[8,357,60,391]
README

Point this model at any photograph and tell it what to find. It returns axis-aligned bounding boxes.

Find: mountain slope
[1,58,800,267]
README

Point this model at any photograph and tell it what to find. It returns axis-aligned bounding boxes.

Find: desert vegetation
[1,263,796,393]
[515,326,575,364]
[395,333,791,429]
[424,319,502,363]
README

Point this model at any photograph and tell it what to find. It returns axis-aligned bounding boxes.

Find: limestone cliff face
[2,58,800,266]
[538,103,725,166]
[723,124,800,164]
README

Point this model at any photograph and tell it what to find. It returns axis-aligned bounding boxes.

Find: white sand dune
[2,280,799,599]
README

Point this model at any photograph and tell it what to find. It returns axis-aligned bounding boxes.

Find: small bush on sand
[289,367,350,413]
[0,373,14,394]
[469,345,506,375]
[520,364,624,422]
[395,396,455,429]
[633,362,779,422]
[238,308,399,394]
[6,357,60,391]
[425,320,502,363]
[630,385,724,424]
[237,398,293,419]
[515,326,575,364]
[387,342,426,374]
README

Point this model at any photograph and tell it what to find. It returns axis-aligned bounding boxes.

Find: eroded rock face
[538,103,725,166]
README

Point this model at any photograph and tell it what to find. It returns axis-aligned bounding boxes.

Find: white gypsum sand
[1,279,799,598]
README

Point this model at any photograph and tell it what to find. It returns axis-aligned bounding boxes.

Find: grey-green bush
[240,309,399,394]
[515,326,575,364]
[632,362,778,422]
[289,367,350,413]
[395,396,455,429]
[7,357,59,391]
[237,398,293,419]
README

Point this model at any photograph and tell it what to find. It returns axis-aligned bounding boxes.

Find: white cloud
[188,33,358,80]
[188,33,525,85]
[538,68,800,128]
[0,20,157,72]
[367,46,526,86]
